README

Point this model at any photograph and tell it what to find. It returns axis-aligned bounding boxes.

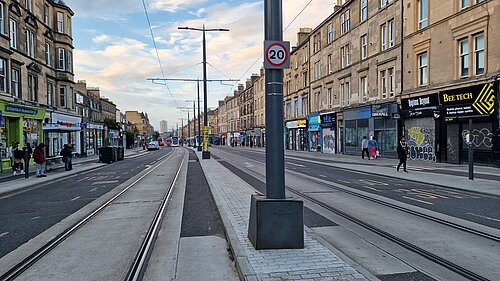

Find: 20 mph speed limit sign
[264,41,290,69]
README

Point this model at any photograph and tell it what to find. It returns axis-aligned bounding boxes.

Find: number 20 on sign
[264,41,290,69]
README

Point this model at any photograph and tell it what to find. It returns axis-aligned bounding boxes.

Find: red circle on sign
[265,43,289,67]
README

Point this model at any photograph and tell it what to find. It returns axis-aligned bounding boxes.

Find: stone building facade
[0,0,78,165]
[401,0,499,165]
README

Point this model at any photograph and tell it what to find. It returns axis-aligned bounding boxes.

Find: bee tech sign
[440,82,497,120]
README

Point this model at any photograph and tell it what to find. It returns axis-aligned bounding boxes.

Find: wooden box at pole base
[248,194,304,250]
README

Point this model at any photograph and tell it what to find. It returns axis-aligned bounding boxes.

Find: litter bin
[99,146,116,164]
[117,147,124,161]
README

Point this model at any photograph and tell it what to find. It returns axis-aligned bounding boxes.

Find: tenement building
[284,28,310,152]
[306,0,403,157]
[0,0,77,166]
[401,0,499,166]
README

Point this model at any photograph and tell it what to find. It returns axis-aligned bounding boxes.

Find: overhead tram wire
[206,62,235,86]
[226,0,314,95]
[142,0,179,107]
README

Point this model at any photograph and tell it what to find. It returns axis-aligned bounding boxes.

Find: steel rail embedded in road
[212,149,496,281]
[289,170,500,243]
[0,149,177,281]
[286,184,491,281]
[125,148,185,281]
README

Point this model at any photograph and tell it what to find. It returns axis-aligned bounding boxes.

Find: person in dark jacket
[396,137,408,172]
[60,144,73,171]
[33,143,47,177]
[12,142,24,175]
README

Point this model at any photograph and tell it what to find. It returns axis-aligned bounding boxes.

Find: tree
[153,131,160,140]
[103,118,120,130]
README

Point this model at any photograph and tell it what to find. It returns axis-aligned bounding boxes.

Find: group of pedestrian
[361,136,379,160]
[361,135,409,172]
[6,141,74,177]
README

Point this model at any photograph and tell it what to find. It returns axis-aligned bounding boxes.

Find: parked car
[147,141,160,151]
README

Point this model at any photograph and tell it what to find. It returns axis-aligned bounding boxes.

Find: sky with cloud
[64,0,334,131]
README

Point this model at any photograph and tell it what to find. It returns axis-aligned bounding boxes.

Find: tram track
[284,179,492,281]
[0,148,184,281]
[212,148,498,281]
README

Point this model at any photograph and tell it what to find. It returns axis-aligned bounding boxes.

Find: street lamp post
[178,25,229,159]
[197,81,202,151]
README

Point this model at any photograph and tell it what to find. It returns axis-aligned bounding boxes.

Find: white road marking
[89,188,98,192]
[402,196,433,205]
[337,179,351,184]
[287,162,305,167]
[244,162,253,168]
[361,179,389,186]
[466,213,500,223]
[91,180,119,185]
[0,232,9,238]
[362,186,379,191]
[31,216,41,220]
[70,196,81,202]
[319,174,327,178]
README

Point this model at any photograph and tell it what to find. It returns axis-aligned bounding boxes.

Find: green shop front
[0,101,45,171]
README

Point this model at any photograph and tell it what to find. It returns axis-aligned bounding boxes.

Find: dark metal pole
[197,81,202,151]
[23,145,29,178]
[468,118,474,180]
[265,0,285,199]
[193,99,197,148]
[202,26,210,159]
[187,110,190,146]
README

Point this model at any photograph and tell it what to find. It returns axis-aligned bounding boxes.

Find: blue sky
[64,0,333,130]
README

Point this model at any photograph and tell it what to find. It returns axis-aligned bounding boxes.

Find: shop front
[343,103,398,158]
[0,102,45,171]
[344,107,370,156]
[439,81,498,166]
[320,112,337,154]
[285,119,307,151]
[82,122,105,156]
[371,103,398,158]
[401,93,439,162]
[43,112,82,157]
[307,113,321,152]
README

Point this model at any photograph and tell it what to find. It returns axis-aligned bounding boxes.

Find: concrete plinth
[202,151,211,159]
[248,194,304,250]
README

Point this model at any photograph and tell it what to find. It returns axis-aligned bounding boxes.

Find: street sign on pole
[263,40,290,69]
[202,126,209,151]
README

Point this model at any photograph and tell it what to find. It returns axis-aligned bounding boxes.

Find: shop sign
[401,94,439,118]
[307,114,321,131]
[440,82,497,118]
[286,119,307,129]
[5,104,38,115]
[371,104,389,117]
[320,113,336,128]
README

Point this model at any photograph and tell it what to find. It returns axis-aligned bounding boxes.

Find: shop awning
[43,124,82,132]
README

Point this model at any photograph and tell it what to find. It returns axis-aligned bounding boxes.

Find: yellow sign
[202,126,209,151]
[473,83,496,115]
[297,119,307,126]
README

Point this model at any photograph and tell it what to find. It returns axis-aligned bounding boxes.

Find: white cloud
[150,0,207,12]
[92,34,111,43]
[72,0,335,129]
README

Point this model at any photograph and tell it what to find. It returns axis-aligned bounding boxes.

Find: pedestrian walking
[361,136,369,160]
[6,142,14,168]
[33,143,47,177]
[368,136,378,159]
[60,144,73,171]
[396,137,408,172]
[12,142,24,175]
